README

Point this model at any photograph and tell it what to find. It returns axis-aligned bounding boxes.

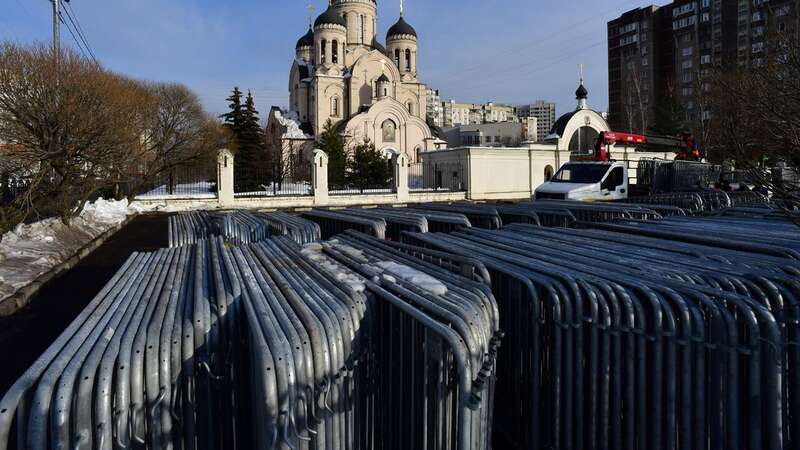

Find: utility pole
[52,0,60,58]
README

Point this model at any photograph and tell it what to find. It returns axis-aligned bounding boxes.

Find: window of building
[406,102,413,114]
[320,39,327,64]
[394,49,400,68]
[701,54,711,64]
[682,59,693,69]
[682,47,694,56]
[331,97,340,117]
[332,40,339,64]
[405,49,412,72]
[359,15,365,43]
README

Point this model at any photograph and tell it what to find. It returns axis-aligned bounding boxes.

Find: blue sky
[2,0,650,118]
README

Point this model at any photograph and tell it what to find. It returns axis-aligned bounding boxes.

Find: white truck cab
[534,161,629,201]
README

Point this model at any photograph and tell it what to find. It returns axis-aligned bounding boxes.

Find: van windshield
[551,164,611,183]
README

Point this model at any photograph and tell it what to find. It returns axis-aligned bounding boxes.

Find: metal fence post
[217,149,235,207]
[393,152,409,203]
[312,149,329,206]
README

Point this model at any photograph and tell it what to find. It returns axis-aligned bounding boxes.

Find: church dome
[387,16,417,39]
[575,82,588,100]
[296,27,314,49]
[377,73,390,83]
[315,7,347,29]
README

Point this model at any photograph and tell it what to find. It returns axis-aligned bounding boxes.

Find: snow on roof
[274,109,312,140]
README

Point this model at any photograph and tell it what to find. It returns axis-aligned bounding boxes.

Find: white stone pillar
[393,151,409,203]
[217,148,234,207]
[313,149,329,206]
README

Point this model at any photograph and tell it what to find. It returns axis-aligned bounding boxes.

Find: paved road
[0,214,168,395]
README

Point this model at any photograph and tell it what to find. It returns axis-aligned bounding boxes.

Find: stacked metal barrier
[416,203,503,229]
[168,211,222,247]
[1,233,500,450]
[372,207,472,232]
[624,191,735,213]
[337,208,429,240]
[0,239,243,450]
[168,211,321,247]
[301,210,387,240]
[402,215,800,450]
[726,190,770,207]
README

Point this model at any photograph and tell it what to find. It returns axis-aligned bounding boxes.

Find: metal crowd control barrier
[168,211,221,247]
[416,203,503,229]
[337,208,429,240]
[386,208,473,233]
[1,233,499,449]
[168,211,321,247]
[401,213,800,450]
[0,239,242,450]
[301,210,387,240]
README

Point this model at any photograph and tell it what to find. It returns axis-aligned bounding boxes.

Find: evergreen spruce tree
[220,87,244,136]
[238,91,265,190]
[316,119,348,188]
[347,139,391,193]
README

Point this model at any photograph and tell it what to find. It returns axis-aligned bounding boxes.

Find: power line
[63,2,97,62]
[59,11,91,62]
[61,3,98,64]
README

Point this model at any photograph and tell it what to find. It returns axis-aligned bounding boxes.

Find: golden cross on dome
[400,0,404,17]
[579,63,584,84]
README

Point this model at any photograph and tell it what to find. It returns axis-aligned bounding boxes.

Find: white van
[534,162,629,201]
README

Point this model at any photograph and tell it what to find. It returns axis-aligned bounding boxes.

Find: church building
[268,0,434,162]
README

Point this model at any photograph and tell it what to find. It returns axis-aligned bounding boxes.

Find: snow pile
[300,243,366,293]
[275,110,311,140]
[0,198,136,302]
[374,261,448,296]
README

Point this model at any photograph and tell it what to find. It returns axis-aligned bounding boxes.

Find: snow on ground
[0,196,219,303]
[136,181,217,199]
[0,198,139,302]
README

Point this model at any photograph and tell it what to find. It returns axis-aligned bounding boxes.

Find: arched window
[414,146,422,163]
[406,102,413,114]
[332,40,339,64]
[331,97,340,117]
[544,165,554,181]
[320,39,327,64]
[394,49,400,68]
[405,49,412,72]
[382,119,397,142]
[568,126,600,153]
[383,87,388,97]
[359,15,365,43]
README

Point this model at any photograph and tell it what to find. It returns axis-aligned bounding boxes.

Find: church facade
[269,0,434,163]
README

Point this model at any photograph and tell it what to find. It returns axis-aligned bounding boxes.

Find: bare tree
[706,30,800,207]
[0,42,224,232]
[132,83,225,196]
[0,42,147,226]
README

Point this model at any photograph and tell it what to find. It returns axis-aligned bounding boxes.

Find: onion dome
[387,16,417,39]
[296,26,314,49]
[575,82,588,100]
[377,73,390,83]
[315,7,347,29]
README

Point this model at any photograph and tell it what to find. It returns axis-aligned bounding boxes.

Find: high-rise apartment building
[516,100,557,142]
[426,88,444,128]
[441,100,517,126]
[608,0,798,133]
